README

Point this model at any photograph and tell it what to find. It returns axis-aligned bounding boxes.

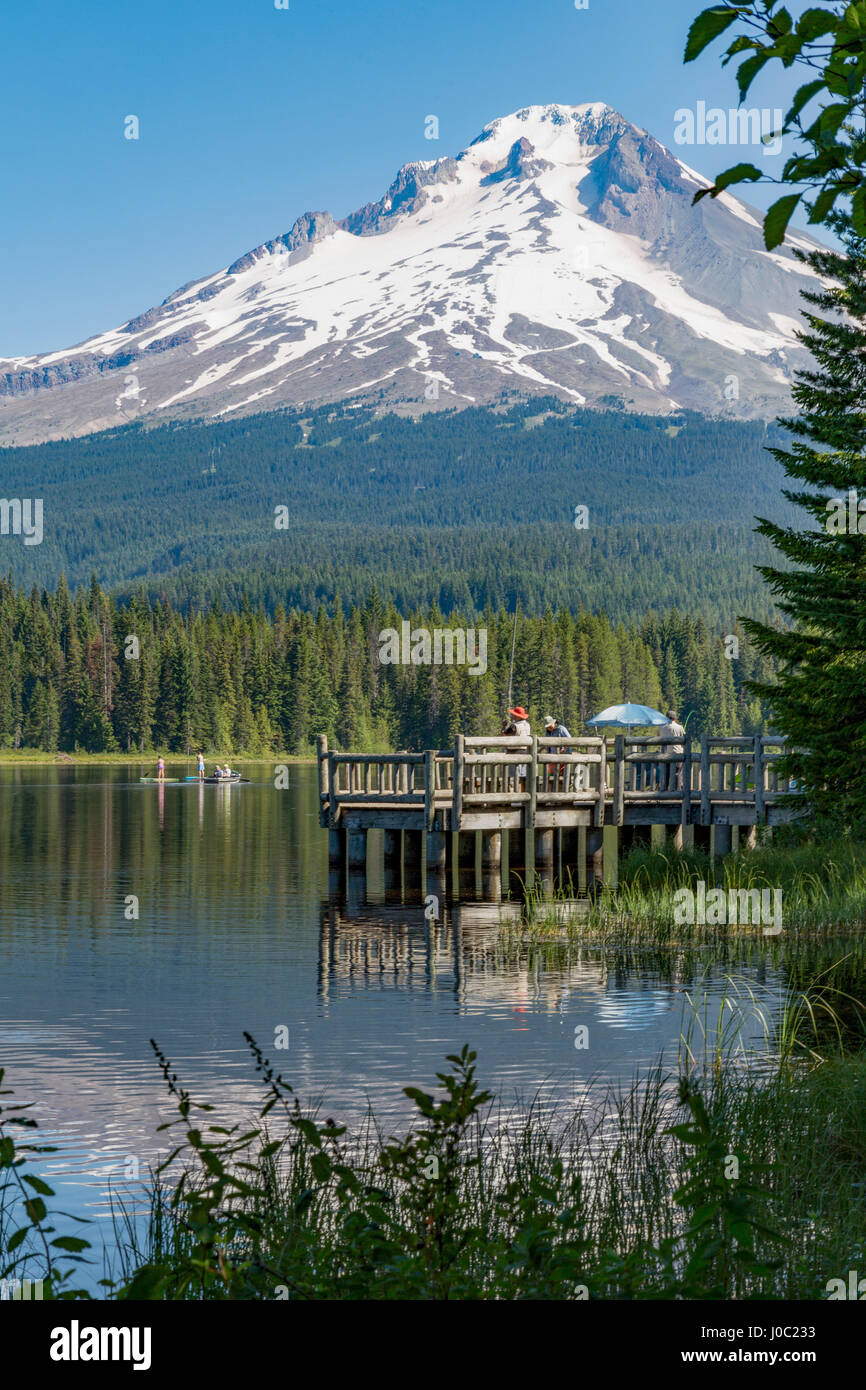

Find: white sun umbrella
[587,702,668,736]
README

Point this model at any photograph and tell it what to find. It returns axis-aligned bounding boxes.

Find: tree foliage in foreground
[743,215,866,826]
[686,1,866,247]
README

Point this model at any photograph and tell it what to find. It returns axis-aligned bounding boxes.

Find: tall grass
[522,841,866,945]
[5,985,866,1301]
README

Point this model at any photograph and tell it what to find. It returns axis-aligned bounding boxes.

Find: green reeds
[521,840,866,945]
[4,1030,866,1300]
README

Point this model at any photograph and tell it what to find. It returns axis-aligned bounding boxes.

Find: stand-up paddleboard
[139,777,186,784]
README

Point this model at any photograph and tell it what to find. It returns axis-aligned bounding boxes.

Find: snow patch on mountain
[0,101,823,443]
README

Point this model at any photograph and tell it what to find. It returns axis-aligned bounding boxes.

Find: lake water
[0,763,784,1279]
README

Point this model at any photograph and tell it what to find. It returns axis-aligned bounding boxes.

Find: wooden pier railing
[318,733,797,835]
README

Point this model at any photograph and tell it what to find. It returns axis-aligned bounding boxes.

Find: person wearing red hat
[504,705,531,787]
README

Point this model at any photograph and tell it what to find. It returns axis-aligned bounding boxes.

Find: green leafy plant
[0,1068,91,1300]
[685,1,866,246]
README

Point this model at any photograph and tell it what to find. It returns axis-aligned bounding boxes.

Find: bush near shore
[3,1012,866,1300]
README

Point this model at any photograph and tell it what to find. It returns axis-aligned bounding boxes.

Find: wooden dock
[317,733,798,894]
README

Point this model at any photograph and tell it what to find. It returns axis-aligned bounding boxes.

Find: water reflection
[0,763,788,1264]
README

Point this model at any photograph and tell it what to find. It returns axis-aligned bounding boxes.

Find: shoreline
[0,751,318,765]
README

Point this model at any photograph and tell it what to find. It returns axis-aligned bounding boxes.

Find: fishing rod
[506,601,519,716]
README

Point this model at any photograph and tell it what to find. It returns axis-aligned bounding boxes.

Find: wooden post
[453,734,465,831]
[328,751,338,827]
[603,824,619,889]
[481,830,502,871]
[535,828,554,876]
[481,831,502,899]
[317,735,329,825]
[613,735,625,826]
[328,828,344,868]
[525,735,538,887]
[384,829,402,892]
[585,828,604,890]
[424,750,436,832]
[754,734,765,826]
[595,740,607,828]
[404,829,423,894]
[426,828,448,875]
[713,823,733,858]
[681,739,692,830]
[700,735,710,827]
[347,828,367,872]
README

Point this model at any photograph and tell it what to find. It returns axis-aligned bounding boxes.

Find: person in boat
[197,751,205,780]
[157,755,165,783]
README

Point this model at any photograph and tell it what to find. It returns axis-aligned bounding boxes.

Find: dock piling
[347,828,367,872]
[383,829,402,891]
[320,733,796,901]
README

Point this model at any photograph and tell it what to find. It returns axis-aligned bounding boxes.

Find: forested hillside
[0,575,775,755]
[0,399,790,624]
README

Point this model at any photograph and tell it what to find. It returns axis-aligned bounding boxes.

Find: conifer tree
[743,215,866,826]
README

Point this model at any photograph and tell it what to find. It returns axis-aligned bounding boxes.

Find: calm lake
[0,763,784,1280]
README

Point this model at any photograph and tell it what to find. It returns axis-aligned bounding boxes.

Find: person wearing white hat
[544,716,571,788]
[544,716,570,738]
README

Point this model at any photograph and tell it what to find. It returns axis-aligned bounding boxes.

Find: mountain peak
[0,102,822,443]
[468,102,631,152]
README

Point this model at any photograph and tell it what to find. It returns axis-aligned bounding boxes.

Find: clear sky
[1,0,809,356]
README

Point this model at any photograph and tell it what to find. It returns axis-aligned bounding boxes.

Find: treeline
[0,575,775,755]
[113,523,782,633]
[0,399,792,624]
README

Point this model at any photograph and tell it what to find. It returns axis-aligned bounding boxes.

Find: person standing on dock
[544,715,571,789]
[544,715,570,740]
[157,755,165,783]
[657,710,686,790]
[506,705,531,788]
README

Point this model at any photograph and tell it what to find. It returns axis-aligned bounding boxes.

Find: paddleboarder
[156,755,165,783]
[197,750,205,780]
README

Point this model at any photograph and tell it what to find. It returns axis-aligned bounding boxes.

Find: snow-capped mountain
[0,103,821,443]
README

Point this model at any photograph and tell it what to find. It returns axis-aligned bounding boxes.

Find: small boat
[185,773,246,783]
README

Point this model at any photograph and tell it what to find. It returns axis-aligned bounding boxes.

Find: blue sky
[1,0,809,355]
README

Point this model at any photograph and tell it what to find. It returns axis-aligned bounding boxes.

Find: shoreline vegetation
[4,1021,866,1300]
[0,750,316,765]
[518,840,866,942]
